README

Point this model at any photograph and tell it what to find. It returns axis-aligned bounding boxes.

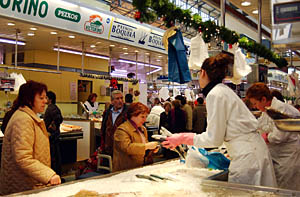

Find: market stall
[12,160,300,196]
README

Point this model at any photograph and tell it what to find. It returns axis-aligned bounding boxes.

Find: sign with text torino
[0,0,167,54]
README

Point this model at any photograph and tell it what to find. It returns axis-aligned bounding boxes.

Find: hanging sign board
[273,1,300,24]
[0,0,169,54]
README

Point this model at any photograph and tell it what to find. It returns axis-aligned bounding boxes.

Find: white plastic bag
[185,146,209,168]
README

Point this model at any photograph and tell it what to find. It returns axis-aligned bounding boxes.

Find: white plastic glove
[162,133,195,150]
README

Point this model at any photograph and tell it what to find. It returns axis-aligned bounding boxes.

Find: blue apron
[168,30,191,84]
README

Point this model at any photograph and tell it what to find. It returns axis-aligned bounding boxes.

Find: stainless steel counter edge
[201,179,300,196]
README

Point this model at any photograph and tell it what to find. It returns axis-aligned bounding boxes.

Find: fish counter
[13,160,300,197]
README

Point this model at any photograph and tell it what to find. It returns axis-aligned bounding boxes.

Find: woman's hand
[145,142,158,150]
[50,174,61,185]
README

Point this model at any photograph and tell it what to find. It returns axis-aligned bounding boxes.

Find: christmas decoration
[79,73,139,84]
[132,0,288,68]
[110,78,118,89]
[134,11,141,21]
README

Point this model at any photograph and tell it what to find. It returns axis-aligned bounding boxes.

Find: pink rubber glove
[162,133,195,150]
[261,133,269,143]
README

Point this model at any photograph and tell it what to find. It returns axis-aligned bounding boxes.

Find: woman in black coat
[44,91,63,176]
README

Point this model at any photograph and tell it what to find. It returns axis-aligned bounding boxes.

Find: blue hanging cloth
[168,30,191,84]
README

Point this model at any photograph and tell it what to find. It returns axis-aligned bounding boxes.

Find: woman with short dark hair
[84,93,98,113]
[0,81,61,195]
[113,102,158,172]
[163,53,277,187]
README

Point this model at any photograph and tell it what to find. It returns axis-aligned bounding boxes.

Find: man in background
[100,90,128,158]
[192,97,207,134]
[125,93,133,106]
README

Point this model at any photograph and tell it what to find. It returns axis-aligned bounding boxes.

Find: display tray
[274,119,300,132]
[11,159,300,197]
[60,130,83,141]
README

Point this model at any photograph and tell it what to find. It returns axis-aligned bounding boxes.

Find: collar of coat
[202,80,222,97]
[123,120,145,134]
[19,106,43,124]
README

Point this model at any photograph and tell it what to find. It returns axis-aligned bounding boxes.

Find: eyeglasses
[196,69,203,74]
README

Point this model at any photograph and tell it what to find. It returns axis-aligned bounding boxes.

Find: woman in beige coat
[0,81,61,195]
[113,102,158,172]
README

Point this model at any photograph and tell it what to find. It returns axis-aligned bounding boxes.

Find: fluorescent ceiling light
[123,52,128,55]
[7,23,15,26]
[157,59,161,61]
[110,73,127,77]
[69,35,75,39]
[0,38,25,45]
[50,31,57,35]
[110,45,115,47]
[252,10,258,14]
[90,45,96,48]
[158,55,162,58]
[53,47,109,60]
[134,50,139,53]
[30,27,37,31]
[114,69,127,73]
[123,48,128,50]
[241,1,251,6]
[86,53,109,60]
[27,32,35,36]
[118,59,162,75]
[147,68,161,75]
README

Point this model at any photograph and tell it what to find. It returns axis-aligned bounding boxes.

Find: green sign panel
[55,8,81,23]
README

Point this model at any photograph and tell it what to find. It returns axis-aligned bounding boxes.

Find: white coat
[257,97,300,191]
[84,101,99,113]
[193,84,277,187]
[146,105,165,127]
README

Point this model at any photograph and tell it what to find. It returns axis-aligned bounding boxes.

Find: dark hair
[154,97,161,105]
[171,99,182,109]
[47,91,56,104]
[127,102,150,119]
[87,93,97,102]
[163,101,172,109]
[2,81,47,132]
[271,90,284,102]
[175,95,186,105]
[12,80,47,110]
[201,52,234,82]
[125,93,133,103]
[246,82,273,101]
[197,97,204,105]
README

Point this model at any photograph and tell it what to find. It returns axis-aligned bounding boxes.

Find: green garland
[132,0,288,68]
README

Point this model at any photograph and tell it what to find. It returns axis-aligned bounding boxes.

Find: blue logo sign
[138,32,148,45]
[111,21,136,42]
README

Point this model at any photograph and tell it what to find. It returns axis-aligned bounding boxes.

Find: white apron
[268,138,300,191]
[84,101,99,112]
[224,132,277,187]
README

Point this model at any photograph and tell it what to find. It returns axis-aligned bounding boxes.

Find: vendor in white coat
[162,53,277,187]
[246,83,300,191]
[84,93,99,113]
